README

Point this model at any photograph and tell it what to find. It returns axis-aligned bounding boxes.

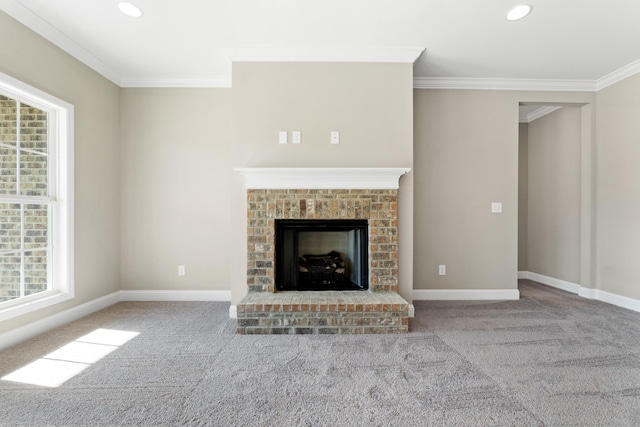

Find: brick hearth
[237,291,408,334]
[235,169,410,334]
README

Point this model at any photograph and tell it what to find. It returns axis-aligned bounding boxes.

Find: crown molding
[596,58,640,91]
[222,47,425,63]
[4,0,640,92]
[413,77,597,92]
[120,77,232,88]
[519,106,562,123]
[527,106,561,122]
[0,0,122,86]
[107,59,640,90]
[234,168,411,190]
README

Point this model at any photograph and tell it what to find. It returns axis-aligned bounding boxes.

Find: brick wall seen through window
[0,94,50,303]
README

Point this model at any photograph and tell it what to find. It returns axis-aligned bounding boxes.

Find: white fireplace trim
[234,167,411,190]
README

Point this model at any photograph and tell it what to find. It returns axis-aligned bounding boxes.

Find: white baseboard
[120,290,231,302]
[0,292,120,352]
[578,287,598,299]
[413,289,520,301]
[519,271,640,314]
[408,304,415,318]
[591,289,640,313]
[520,271,581,294]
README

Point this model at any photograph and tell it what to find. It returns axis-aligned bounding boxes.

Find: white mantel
[234,168,411,190]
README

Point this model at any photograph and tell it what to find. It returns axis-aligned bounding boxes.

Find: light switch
[292,131,301,144]
[279,131,287,145]
[491,202,503,213]
[331,131,339,144]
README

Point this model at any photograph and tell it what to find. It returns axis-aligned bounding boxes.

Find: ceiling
[3,0,640,90]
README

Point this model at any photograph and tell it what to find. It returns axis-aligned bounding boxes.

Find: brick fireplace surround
[235,168,410,334]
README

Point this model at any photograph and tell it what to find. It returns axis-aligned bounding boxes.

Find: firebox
[275,219,368,291]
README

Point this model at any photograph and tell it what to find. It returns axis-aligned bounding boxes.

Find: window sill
[0,291,74,322]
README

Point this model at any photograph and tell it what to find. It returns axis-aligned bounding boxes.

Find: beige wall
[414,90,519,290]
[231,62,414,167]
[119,89,233,291]
[413,90,594,291]
[596,73,640,300]
[231,62,414,303]
[0,11,120,334]
[518,123,528,271]
[527,107,582,283]
[10,3,639,338]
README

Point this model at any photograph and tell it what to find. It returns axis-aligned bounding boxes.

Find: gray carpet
[1,280,640,426]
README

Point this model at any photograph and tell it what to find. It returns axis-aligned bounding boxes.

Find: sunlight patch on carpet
[1,328,139,387]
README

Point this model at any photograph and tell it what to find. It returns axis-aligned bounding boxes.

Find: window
[0,72,73,321]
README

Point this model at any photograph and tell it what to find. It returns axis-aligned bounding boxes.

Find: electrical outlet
[438,264,446,275]
[178,265,186,276]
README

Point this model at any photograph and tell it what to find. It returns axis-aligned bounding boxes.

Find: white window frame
[0,71,74,321]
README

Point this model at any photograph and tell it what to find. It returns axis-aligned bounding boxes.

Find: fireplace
[276,219,368,291]
[235,168,411,334]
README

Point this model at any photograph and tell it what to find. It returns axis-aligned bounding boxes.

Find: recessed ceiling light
[506,4,532,21]
[118,2,143,18]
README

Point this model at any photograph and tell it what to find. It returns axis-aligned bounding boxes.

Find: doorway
[518,102,594,291]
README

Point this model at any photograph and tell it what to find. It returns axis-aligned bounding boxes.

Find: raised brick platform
[236,291,409,334]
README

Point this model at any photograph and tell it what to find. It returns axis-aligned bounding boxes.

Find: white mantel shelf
[234,168,411,190]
